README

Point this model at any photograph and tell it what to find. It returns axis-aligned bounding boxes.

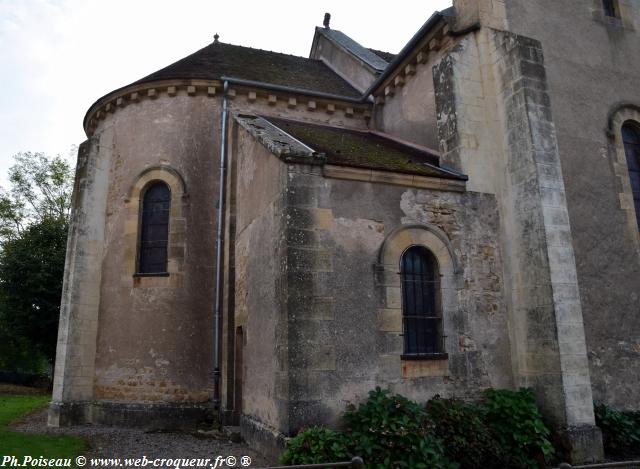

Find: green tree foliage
[0,152,74,371]
[0,152,73,240]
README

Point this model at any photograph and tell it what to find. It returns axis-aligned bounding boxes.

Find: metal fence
[254,456,364,469]
[555,460,640,469]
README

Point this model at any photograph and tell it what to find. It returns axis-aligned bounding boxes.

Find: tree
[0,152,73,241]
[0,152,74,372]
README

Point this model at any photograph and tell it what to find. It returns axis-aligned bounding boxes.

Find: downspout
[213,80,229,407]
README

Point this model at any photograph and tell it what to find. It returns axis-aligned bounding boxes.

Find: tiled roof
[128,41,361,98]
[264,117,467,180]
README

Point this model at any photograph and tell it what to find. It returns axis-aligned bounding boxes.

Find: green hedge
[594,403,640,457]
[280,387,555,469]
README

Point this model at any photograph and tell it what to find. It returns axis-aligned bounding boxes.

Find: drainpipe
[213,80,229,408]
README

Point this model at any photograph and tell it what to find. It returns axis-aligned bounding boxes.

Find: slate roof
[129,41,361,98]
[315,27,390,72]
[368,48,396,63]
[265,117,467,180]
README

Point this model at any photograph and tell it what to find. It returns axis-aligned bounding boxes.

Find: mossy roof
[129,41,361,98]
[267,118,467,180]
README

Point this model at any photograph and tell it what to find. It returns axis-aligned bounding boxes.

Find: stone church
[49,0,639,463]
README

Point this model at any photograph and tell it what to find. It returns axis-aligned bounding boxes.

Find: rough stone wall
[504,0,640,410]
[431,26,603,460]
[93,93,219,405]
[374,50,445,151]
[50,137,112,426]
[282,167,511,432]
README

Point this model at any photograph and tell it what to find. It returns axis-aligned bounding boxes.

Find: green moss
[270,118,464,179]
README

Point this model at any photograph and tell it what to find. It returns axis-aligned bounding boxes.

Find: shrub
[344,388,457,469]
[279,426,350,465]
[481,388,554,469]
[594,403,640,457]
[425,395,503,469]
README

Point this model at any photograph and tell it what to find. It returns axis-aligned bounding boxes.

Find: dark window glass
[622,122,640,229]
[138,182,170,274]
[400,246,442,355]
[603,0,618,17]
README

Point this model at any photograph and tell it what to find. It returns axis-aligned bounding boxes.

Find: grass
[0,394,86,458]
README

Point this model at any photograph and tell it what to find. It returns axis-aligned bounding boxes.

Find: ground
[1,386,270,467]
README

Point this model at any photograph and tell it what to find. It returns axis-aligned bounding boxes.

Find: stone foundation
[560,425,605,464]
[240,414,287,462]
[48,401,215,431]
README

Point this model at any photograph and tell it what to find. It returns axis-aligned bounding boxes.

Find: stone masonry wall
[505,0,640,410]
[282,164,512,433]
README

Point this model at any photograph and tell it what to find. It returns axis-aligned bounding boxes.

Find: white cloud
[0,0,451,184]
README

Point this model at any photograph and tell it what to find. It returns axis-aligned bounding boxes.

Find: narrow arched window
[138,182,171,274]
[603,0,619,18]
[622,121,640,229]
[400,246,442,356]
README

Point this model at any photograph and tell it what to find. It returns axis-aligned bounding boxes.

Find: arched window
[603,0,619,18]
[622,121,640,229]
[400,246,443,356]
[138,182,171,274]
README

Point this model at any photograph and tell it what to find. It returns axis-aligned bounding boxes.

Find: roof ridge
[210,40,325,62]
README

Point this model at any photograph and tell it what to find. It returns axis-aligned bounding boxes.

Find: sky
[0,0,451,183]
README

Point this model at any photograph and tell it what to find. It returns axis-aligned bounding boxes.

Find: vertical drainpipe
[213,80,229,408]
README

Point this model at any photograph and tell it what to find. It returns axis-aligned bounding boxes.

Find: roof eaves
[315,27,389,72]
[363,10,445,96]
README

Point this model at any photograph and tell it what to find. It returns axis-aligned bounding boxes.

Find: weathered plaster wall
[505,0,640,409]
[374,51,444,151]
[310,33,379,94]
[225,126,290,459]
[282,166,512,432]
[93,93,218,405]
[232,128,287,428]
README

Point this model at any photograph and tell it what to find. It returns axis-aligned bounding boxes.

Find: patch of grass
[0,384,49,396]
[0,394,86,459]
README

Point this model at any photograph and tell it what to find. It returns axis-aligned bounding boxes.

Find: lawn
[0,394,86,458]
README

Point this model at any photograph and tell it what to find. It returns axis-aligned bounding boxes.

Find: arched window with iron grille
[622,121,640,229]
[400,245,443,356]
[138,182,171,274]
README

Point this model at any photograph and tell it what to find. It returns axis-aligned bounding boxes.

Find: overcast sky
[0,0,451,182]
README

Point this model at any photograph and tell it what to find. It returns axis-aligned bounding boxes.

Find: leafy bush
[279,426,350,465]
[594,403,640,456]
[481,388,554,469]
[344,388,456,469]
[425,396,503,469]
[280,388,557,469]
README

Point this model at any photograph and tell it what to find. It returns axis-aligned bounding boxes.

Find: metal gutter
[360,11,444,98]
[219,76,371,104]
